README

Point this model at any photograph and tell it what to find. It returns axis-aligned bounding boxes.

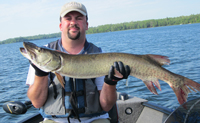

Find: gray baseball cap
[60,2,87,17]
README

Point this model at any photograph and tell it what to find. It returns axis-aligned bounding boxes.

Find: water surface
[0,23,200,122]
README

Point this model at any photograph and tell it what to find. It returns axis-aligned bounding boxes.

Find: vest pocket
[84,79,103,114]
[42,77,66,115]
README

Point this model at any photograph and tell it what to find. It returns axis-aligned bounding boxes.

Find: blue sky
[0,0,199,41]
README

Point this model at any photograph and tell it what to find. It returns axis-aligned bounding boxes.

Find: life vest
[39,39,106,120]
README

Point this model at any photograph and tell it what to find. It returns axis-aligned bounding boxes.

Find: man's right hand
[30,63,49,77]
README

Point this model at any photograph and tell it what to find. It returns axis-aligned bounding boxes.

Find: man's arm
[27,63,49,108]
[99,84,117,112]
[99,61,130,112]
[27,75,49,108]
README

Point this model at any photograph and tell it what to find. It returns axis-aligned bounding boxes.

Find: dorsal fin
[147,54,170,66]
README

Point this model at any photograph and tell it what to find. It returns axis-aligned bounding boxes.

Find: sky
[0,0,200,41]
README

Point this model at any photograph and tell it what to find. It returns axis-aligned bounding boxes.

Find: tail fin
[171,77,200,105]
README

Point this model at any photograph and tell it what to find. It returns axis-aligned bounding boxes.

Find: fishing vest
[39,39,106,120]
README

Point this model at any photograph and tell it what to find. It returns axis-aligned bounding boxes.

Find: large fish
[20,42,200,105]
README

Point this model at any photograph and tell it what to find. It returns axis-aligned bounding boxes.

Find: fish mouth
[20,42,38,60]
[20,47,30,59]
[20,42,52,67]
[20,47,27,54]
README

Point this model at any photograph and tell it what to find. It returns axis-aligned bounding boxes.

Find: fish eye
[37,47,41,52]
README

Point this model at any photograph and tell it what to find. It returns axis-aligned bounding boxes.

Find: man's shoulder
[47,40,59,48]
[47,39,60,50]
[87,42,102,53]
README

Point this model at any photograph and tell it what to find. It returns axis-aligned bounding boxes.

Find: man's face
[59,11,88,40]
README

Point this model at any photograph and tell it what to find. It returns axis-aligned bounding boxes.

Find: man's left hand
[104,61,131,85]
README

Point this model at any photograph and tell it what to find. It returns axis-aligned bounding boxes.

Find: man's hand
[104,61,130,85]
[30,62,49,77]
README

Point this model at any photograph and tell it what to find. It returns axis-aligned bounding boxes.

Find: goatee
[68,25,81,40]
[68,31,80,40]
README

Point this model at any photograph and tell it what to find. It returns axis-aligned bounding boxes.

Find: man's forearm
[100,61,130,111]
[27,75,48,108]
[100,83,117,112]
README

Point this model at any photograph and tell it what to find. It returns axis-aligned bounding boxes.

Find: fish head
[20,42,61,72]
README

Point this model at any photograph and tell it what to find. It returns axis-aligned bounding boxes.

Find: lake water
[0,23,200,122]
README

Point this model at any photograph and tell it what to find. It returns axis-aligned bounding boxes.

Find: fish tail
[170,77,200,105]
[185,78,200,92]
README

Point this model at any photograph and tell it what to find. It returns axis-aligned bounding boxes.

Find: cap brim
[60,9,87,17]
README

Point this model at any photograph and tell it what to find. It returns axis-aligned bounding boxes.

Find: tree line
[0,33,61,45]
[86,14,200,34]
[1,13,200,45]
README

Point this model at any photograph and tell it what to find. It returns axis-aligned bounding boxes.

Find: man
[26,2,130,123]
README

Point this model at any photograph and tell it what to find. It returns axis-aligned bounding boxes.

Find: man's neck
[61,38,85,55]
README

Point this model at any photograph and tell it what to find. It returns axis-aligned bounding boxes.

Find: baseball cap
[60,2,87,17]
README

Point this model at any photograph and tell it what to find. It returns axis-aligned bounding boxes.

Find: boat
[16,92,172,123]
[4,92,200,123]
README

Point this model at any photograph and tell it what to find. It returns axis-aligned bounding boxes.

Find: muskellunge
[20,42,200,105]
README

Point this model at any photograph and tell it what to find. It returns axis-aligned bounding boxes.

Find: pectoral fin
[55,72,65,88]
